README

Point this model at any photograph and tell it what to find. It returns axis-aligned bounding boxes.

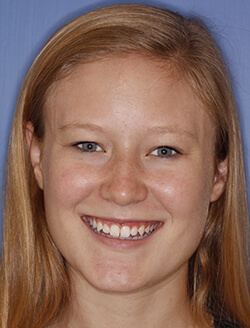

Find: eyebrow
[58,123,104,133]
[58,122,196,139]
[149,126,197,139]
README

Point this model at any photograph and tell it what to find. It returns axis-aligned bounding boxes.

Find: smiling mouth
[84,216,160,240]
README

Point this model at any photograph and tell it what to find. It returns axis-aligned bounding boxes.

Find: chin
[85,262,147,294]
[90,277,145,294]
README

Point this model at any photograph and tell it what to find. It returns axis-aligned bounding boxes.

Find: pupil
[87,143,93,150]
[161,148,168,155]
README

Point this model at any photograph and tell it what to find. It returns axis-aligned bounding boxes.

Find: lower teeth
[90,225,154,240]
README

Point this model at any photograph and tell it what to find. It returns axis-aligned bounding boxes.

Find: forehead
[44,55,212,138]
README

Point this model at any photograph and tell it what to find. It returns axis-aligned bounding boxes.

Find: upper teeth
[87,217,157,240]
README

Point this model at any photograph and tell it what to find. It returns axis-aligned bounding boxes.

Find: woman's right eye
[74,142,103,152]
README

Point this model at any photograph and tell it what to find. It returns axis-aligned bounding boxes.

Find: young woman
[0,4,249,328]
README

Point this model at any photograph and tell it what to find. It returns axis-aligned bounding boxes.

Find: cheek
[150,166,213,265]
[42,158,99,208]
[150,164,213,221]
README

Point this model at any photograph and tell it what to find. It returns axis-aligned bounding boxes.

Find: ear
[210,158,228,202]
[25,121,44,190]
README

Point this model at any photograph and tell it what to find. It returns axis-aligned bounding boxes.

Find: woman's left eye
[149,146,177,158]
[75,142,103,152]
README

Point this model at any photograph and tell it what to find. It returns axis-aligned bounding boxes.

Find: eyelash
[74,142,179,158]
[148,146,178,158]
[74,141,104,152]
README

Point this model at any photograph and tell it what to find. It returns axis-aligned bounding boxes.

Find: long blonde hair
[0,4,249,328]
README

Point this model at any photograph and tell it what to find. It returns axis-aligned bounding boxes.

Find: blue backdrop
[0,0,250,240]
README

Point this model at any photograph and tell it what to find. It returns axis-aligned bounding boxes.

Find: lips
[83,216,160,240]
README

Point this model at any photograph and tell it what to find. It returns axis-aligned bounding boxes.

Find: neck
[56,266,196,328]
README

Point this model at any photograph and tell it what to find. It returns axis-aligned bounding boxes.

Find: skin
[26,55,227,327]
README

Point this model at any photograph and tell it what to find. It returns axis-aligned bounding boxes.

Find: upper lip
[83,214,162,224]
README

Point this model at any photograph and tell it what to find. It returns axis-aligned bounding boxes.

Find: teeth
[131,227,138,236]
[110,224,120,237]
[103,224,110,234]
[120,226,130,238]
[97,221,103,232]
[87,217,158,240]
[138,225,145,236]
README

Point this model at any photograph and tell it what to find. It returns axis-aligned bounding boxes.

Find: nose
[99,155,148,206]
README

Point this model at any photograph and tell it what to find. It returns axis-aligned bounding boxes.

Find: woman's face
[28,55,226,293]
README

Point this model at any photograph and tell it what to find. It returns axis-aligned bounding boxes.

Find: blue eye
[149,146,177,157]
[75,142,103,152]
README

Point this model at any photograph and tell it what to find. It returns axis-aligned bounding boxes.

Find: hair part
[1,4,249,327]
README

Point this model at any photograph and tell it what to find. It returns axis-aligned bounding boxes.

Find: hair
[0,4,249,328]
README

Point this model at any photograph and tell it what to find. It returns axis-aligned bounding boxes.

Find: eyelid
[74,141,104,152]
[148,146,179,157]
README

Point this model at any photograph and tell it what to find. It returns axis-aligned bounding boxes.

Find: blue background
[0,0,250,240]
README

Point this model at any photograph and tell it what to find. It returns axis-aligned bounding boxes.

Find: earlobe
[210,158,228,202]
[25,121,44,190]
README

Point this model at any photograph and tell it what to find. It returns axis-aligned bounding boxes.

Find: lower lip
[81,216,162,250]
